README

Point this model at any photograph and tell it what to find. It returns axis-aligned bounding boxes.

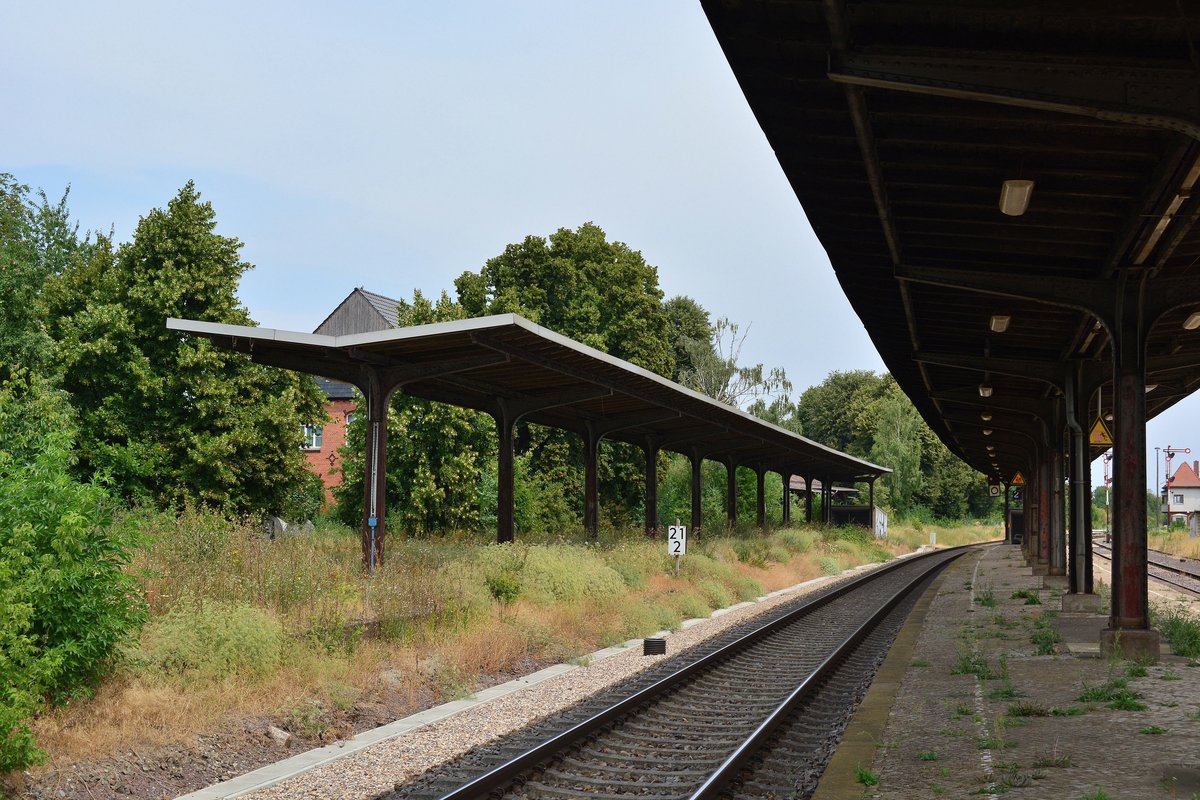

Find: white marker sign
[667,525,687,556]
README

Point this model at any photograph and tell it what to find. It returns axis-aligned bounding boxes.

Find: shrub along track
[383,546,970,800]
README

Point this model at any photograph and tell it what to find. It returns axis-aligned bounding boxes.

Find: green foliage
[138,601,283,682]
[485,572,522,606]
[0,174,81,381]
[663,295,711,383]
[43,182,324,515]
[0,385,146,770]
[1152,602,1200,658]
[854,766,879,786]
[817,556,842,576]
[455,223,677,528]
[1030,614,1061,655]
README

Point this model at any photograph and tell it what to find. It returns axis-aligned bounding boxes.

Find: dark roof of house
[312,288,401,336]
[315,378,356,400]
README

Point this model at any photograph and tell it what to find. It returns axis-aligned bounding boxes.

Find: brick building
[303,378,358,505]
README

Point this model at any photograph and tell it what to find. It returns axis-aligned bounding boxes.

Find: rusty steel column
[583,422,601,540]
[643,437,659,538]
[868,477,876,536]
[1105,276,1158,657]
[494,404,517,545]
[1065,369,1094,596]
[1049,411,1067,578]
[804,475,813,523]
[726,460,738,529]
[755,467,766,529]
[690,449,703,533]
[782,473,792,525]
[1037,453,1052,573]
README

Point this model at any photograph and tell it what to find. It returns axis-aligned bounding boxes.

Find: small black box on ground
[643,637,667,656]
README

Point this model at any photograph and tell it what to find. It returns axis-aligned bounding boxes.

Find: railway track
[1093,542,1200,596]
[384,546,971,800]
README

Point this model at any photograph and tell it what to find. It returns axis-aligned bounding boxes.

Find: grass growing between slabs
[26,511,999,767]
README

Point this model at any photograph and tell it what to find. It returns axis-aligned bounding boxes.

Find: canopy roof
[167,314,888,482]
[702,1,1200,480]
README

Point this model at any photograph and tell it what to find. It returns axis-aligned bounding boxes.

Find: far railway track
[384,546,974,800]
[1093,542,1200,596]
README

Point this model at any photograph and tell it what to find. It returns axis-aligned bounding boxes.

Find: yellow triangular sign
[1011,471,1025,486]
[1089,417,1113,446]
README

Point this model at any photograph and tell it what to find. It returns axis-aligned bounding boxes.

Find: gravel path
[239,558,910,800]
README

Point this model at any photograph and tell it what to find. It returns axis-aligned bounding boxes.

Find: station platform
[814,544,1200,799]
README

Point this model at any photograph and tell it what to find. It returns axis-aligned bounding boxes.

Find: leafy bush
[817,556,843,576]
[1152,602,1200,658]
[138,600,283,682]
[697,579,733,609]
[0,393,146,771]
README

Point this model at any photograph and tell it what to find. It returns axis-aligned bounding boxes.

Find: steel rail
[1093,542,1200,596]
[434,544,977,800]
[687,549,959,799]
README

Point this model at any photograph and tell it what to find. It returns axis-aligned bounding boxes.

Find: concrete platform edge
[809,558,951,800]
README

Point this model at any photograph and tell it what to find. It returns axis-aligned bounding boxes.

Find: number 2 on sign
[667,525,687,555]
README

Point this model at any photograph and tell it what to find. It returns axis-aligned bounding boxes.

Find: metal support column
[868,477,876,536]
[644,438,659,538]
[755,466,766,529]
[583,422,601,540]
[1037,453,1052,572]
[1105,276,1158,657]
[725,460,738,529]
[494,401,517,545]
[360,370,390,571]
[690,449,703,533]
[1049,412,1067,577]
[804,475,813,523]
[1065,369,1094,595]
[782,473,791,525]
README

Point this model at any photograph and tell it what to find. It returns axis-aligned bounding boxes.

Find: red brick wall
[303,398,357,506]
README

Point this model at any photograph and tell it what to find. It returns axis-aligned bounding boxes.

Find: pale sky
[5,1,1196,497]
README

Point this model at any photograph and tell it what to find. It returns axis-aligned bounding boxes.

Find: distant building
[1162,459,1200,532]
[305,288,401,505]
[304,378,358,505]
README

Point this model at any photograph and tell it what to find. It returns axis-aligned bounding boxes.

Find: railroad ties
[387,548,970,800]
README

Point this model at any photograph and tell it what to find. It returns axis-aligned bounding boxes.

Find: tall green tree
[797,370,889,457]
[0,175,80,380]
[455,223,676,527]
[868,387,925,514]
[455,222,674,375]
[43,182,324,515]
[663,295,711,382]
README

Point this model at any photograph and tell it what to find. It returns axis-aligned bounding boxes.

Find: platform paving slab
[816,544,1200,800]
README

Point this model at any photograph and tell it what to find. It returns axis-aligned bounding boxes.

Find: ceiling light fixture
[999,179,1034,216]
[1185,311,1200,330]
[983,429,994,436]
[981,412,993,422]
[1145,384,1159,393]
[978,383,993,398]
[989,314,1011,333]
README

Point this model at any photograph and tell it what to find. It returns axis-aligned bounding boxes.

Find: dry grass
[1149,529,1200,559]
[27,512,999,769]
